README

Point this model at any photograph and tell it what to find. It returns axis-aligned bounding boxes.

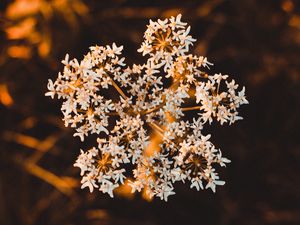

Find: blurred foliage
[3,0,89,59]
[0,0,300,225]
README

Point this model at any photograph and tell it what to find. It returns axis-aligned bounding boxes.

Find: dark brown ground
[1,0,300,225]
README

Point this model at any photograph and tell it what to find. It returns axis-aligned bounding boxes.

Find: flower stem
[110,78,128,100]
[149,122,164,137]
[181,106,201,111]
[104,69,128,100]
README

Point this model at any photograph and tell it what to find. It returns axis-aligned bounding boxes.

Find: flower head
[46,14,248,201]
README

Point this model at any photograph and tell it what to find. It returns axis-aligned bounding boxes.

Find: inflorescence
[46,14,248,201]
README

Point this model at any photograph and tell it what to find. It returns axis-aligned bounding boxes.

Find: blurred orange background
[0,0,299,225]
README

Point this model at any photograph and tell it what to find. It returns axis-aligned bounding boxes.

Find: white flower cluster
[46,14,248,201]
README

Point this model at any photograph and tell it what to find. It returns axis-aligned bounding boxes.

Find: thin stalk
[181,106,201,111]
[149,122,164,137]
[110,78,128,100]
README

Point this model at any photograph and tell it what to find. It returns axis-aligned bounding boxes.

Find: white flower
[99,181,118,198]
[169,14,187,30]
[61,53,70,66]
[113,169,126,184]
[156,183,175,202]
[190,177,204,191]
[45,79,55,98]
[81,173,98,193]
[47,14,248,201]
[73,150,90,176]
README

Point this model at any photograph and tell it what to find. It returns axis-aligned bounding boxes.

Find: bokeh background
[1,0,300,225]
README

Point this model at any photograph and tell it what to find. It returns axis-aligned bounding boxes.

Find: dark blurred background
[0,0,300,225]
